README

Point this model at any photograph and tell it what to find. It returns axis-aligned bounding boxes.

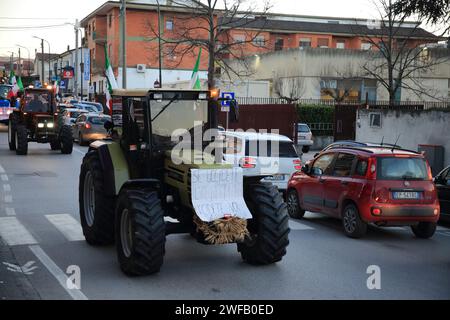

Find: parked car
[72,103,99,113]
[78,101,104,113]
[314,141,402,158]
[296,123,313,153]
[221,131,301,192]
[287,145,440,239]
[61,108,89,126]
[72,113,111,146]
[434,166,450,222]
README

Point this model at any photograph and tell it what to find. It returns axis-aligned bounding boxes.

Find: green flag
[190,48,202,90]
[17,76,24,91]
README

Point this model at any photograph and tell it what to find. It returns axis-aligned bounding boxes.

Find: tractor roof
[111,88,209,97]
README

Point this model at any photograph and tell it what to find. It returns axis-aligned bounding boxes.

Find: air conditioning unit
[136,64,146,73]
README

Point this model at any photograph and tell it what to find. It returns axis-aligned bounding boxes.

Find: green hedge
[296,104,334,124]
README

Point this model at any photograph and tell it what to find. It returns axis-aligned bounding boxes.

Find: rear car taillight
[239,157,257,169]
[85,123,91,129]
[367,157,377,180]
[293,159,302,170]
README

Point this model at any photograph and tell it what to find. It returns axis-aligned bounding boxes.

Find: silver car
[72,113,111,146]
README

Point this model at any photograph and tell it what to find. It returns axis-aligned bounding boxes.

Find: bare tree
[273,74,306,104]
[143,0,272,126]
[356,0,447,104]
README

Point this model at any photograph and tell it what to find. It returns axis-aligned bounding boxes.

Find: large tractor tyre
[302,146,310,154]
[79,151,115,245]
[60,125,73,154]
[342,203,367,239]
[286,189,305,219]
[238,183,290,265]
[411,222,436,239]
[115,190,166,276]
[50,140,61,150]
[15,125,28,155]
[8,118,16,151]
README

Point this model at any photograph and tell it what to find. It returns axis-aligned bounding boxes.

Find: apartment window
[336,41,345,49]
[233,34,245,44]
[108,14,112,28]
[166,19,174,31]
[253,36,265,47]
[317,38,329,48]
[299,38,311,48]
[275,38,284,51]
[361,42,372,50]
[88,24,91,36]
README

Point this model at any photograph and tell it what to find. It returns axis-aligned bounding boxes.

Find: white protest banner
[191,168,252,222]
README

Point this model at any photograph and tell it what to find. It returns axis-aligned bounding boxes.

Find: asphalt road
[0,125,449,300]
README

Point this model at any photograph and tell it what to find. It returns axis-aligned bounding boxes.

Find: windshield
[245,141,298,158]
[0,85,11,99]
[150,100,208,138]
[298,124,310,133]
[24,92,52,113]
[377,157,429,181]
[88,116,110,125]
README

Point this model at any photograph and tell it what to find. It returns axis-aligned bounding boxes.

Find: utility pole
[120,0,127,89]
[18,48,21,77]
[41,39,44,85]
[156,0,162,87]
[74,19,79,98]
[80,46,84,101]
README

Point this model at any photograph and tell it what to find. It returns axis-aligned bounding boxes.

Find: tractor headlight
[46,123,54,128]
[38,123,45,128]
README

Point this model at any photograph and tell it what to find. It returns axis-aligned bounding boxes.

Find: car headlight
[47,123,54,128]
[38,123,45,128]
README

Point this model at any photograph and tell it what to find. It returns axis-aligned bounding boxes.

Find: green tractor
[79,89,289,276]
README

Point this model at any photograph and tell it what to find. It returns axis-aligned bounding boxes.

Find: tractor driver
[25,94,47,112]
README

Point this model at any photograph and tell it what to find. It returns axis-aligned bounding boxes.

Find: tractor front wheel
[115,190,166,276]
[8,118,16,151]
[79,151,115,245]
[60,125,73,154]
[238,183,290,265]
[15,125,28,155]
[50,140,61,150]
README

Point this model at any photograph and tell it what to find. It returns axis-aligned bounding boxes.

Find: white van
[221,131,301,192]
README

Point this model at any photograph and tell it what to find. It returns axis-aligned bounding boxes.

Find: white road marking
[73,148,86,156]
[45,214,85,242]
[3,184,11,192]
[437,226,449,231]
[437,231,450,237]
[3,261,38,275]
[0,217,37,246]
[289,219,315,231]
[1,174,8,182]
[164,217,179,223]
[5,208,16,216]
[29,245,88,300]
[0,165,4,173]
[4,195,12,203]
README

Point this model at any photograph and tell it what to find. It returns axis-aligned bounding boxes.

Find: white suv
[297,123,313,153]
[221,131,301,192]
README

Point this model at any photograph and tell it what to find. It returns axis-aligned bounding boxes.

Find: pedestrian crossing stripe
[45,214,85,242]
[0,217,37,246]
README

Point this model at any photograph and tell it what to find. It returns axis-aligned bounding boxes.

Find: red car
[287,145,440,239]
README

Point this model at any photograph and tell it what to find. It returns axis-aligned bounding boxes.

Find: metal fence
[237,97,450,110]
[307,123,334,136]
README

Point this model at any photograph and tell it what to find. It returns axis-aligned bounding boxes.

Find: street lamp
[80,62,85,101]
[16,45,31,76]
[7,51,14,74]
[33,36,51,83]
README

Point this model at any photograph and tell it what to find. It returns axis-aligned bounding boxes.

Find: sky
[0,0,440,58]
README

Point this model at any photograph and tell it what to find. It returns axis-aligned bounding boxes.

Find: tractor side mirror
[301,164,310,174]
[229,100,239,123]
[104,120,114,131]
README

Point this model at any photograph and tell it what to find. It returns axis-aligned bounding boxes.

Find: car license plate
[299,136,306,139]
[392,191,420,200]
[265,175,285,181]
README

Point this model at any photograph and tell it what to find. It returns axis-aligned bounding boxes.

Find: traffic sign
[59,80,66,89]
[221,92,235,106]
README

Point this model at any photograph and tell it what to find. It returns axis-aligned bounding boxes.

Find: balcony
[92,31,106,44]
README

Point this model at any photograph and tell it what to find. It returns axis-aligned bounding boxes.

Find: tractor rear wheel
[238,182,290,265]
[15,125,28,155]
[60,125,73,154]
[115,190,166,276]
[79,151,115,245]
[8,118,16,151]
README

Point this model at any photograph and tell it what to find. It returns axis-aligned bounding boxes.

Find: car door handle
[319,178,326,183]
[341,181,349,185]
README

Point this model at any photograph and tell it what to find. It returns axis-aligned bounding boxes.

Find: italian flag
[104,45,118,111]
[190,48,202,90]
[8,70,23,98]
[54,79,60,97]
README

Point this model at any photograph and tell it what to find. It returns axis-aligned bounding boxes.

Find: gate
[334,104,358,141]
